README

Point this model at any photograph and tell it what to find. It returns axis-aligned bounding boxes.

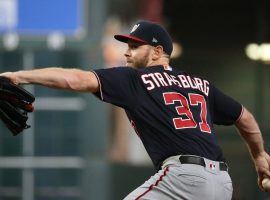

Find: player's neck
[147,57,170,68]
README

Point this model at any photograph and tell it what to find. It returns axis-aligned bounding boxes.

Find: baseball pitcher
[1,21,270,200]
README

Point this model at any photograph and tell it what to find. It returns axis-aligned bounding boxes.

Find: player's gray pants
[123,155,233,200]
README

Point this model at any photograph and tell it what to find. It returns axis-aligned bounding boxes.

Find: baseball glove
[0,77,35,136]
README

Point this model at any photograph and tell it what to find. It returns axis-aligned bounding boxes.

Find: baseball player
[1,20,270,200]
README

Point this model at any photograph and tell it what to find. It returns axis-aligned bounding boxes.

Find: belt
[179,155,228,171]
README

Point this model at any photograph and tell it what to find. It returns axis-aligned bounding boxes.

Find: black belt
[179,155,228,171]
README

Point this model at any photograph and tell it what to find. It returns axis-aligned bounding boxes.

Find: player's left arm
[235,107,270,191]
[0,67,99,93]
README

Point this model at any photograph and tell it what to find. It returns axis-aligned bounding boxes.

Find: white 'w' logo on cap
[130,24,140,33]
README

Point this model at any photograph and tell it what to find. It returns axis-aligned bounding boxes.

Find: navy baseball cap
[114,21,173,56]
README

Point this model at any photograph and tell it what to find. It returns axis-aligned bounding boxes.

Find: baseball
[262,177,270,192]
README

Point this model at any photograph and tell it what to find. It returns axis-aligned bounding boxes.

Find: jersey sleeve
[210,85,243,125]
[92,67,139,109]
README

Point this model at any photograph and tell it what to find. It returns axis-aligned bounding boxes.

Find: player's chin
[126,62,134,68]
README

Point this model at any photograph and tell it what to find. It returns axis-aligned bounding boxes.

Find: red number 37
[163,92,211,133]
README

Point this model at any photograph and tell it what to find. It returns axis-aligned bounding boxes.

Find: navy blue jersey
[93,65,243,169]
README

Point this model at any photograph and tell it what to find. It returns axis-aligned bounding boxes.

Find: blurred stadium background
[0,0,270,199]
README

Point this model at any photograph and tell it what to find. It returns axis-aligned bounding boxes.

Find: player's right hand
[254,151,270,191]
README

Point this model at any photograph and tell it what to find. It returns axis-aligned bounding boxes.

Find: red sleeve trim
[236,105,244,122]
[92,71,104,101]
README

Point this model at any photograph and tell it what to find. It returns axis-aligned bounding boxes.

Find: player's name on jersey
[141,72,209,96]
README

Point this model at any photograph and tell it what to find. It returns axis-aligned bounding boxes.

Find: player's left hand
[254,151,270,191]
[0,76,35,135]
[0,72,18,84]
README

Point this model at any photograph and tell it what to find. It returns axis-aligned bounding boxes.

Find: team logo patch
[209,163,216,170]
[131,24,140,33]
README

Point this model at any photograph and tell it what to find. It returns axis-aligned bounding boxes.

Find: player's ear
[152,45,164,60]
